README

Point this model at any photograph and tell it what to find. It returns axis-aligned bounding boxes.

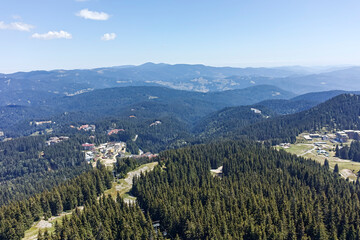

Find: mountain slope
[254,90,360,115]
[194,105,277,138]
[193,94,360,144]
[0,85,294,137]
[239,94,360,143]
[2,63,360,107]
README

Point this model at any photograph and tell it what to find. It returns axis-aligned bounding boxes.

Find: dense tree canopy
[133,141,360,239]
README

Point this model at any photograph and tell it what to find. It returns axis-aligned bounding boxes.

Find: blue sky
[1,0,360,73]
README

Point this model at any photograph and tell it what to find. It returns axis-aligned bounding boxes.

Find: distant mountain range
[2,82,360,141]
[2,63,360,106]
[0,85,294,137]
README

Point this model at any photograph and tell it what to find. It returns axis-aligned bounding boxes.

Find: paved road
[300,145,316,156]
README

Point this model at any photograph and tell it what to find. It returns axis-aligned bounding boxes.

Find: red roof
[107,129,125,135]
[82,143,94,147]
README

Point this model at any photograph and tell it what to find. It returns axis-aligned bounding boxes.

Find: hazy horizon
[1,0,360,73]
[0,62,357,75]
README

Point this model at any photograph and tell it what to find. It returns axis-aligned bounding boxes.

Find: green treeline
[0,167,112,240]
[336,141,360,162]
[0,135,91,205]
[114,157,153,178]
[132,141,360,239]
[38,195,165,240]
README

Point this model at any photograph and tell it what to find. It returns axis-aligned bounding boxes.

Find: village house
[82,143,95,150]
[46,136,69,145]
[303,135,312,141]
[33,120,52,126]
[107,129,125,135]
[150,121,162,127]
[343,130,360,140]
[78,124,96,132]
[336,131,349,142]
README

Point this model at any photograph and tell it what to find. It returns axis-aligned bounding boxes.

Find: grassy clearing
[104,162,158,202]
[23,224,40,240]
[279,139,360,181]
[23,210,76,240]
[283,144,314,155]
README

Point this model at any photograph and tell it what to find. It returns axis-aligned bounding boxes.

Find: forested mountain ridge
[255,90,360,115]
[291,90,360,103]
[0,135,91,206]
[193,93,360,144]
[239,94,360,143]
[2,84,360,140]
[193,105,277,138]
[0,85,294,137]
[2,89,360,158]
[2,86,358,139]
[193,92,360,141]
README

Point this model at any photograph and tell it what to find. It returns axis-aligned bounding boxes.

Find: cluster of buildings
[336,130,360,142]
[303,134,329,141]
[75,124,96,132]
[98,142,126,161]
[82,140,158,165]
[46,136,69,145]
[303,130,360,143]
[83,142,127,165]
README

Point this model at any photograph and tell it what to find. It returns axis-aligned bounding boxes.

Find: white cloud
[31,30,72,40]
[76,9,110,20]
[101,33,116,41]
[0,21,34,31]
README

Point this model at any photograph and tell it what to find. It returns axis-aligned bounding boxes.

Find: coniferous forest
[132,141,360,239]
[2,94,360,239]
[4,141,360,239]
[0,166,113,240]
